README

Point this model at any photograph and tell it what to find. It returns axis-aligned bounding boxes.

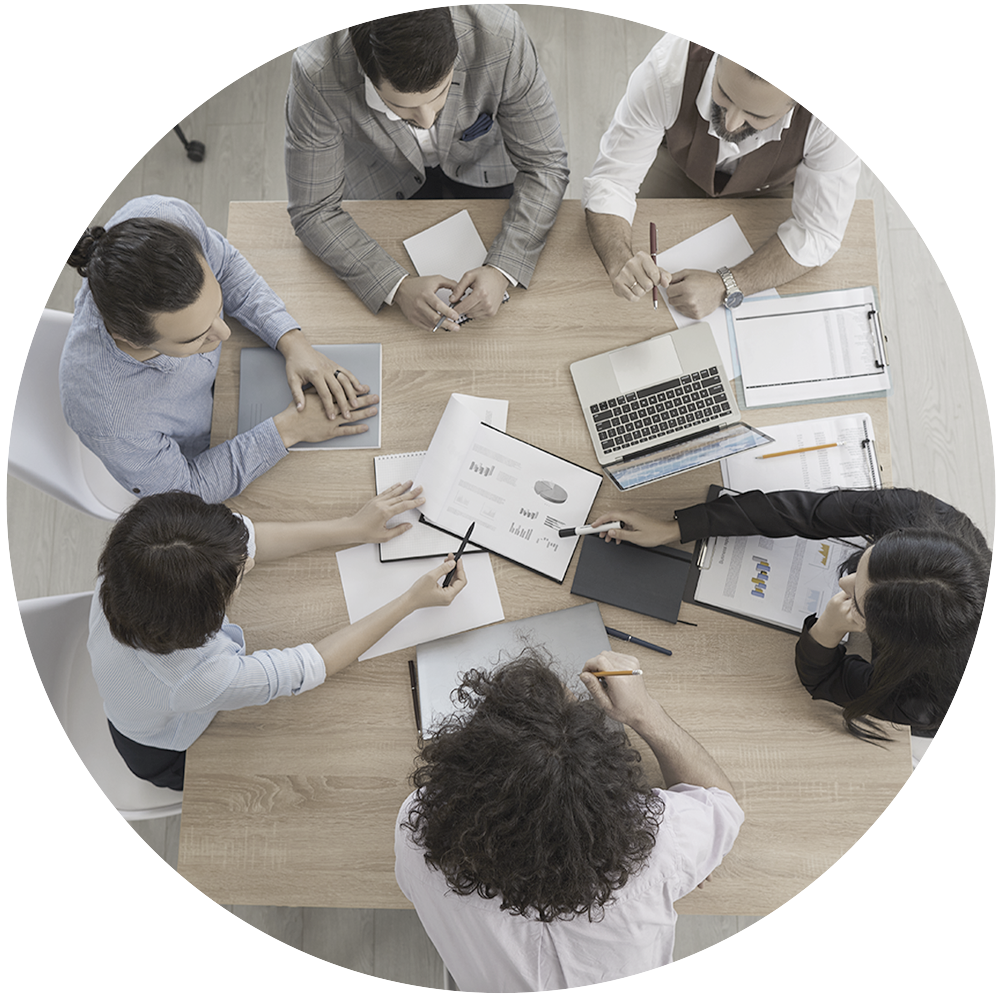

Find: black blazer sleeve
[674,489,904,544]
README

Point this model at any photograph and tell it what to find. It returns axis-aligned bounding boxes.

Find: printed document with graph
[416,395,602,582]
[692,530,863,633]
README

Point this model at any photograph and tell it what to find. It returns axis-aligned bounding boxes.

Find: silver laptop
[570,323,773,491]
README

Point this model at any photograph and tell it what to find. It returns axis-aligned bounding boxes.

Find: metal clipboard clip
[867,308,887,370]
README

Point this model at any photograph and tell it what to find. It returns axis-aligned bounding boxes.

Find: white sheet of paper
[720,413,881,492]
[655,215,777,379]
[403,209,488,281]
[335,546,504,661]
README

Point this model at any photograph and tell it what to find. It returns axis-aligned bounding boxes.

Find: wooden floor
[9,5,992,990]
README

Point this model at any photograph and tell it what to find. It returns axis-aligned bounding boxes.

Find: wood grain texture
[174,198,911,914]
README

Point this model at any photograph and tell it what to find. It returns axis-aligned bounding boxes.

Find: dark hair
[348,8,457,92]
[67,218,206,347]
[402,651,664,922]
[843,526,990,740]
[98,491,250,654]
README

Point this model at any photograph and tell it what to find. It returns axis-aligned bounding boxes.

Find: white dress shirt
[394,784,744,992]
[89,516,326,750]
[582,33,861,267]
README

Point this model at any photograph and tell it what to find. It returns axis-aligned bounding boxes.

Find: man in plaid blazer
[285,6,569,333]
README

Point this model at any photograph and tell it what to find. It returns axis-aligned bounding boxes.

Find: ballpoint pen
[442,521,475,587]
[605,626,671,656]
[650,221,659,309]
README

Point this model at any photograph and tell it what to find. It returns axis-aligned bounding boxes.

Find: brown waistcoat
[665,44,812,197]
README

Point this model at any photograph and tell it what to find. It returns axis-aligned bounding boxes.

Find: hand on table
[449,265,510,319]
[273,392,379,449]
[395,275,464,332]
[348,481,426,543]
[590,510,679,547]
[580,651,659,729]
[665,269,726,319]
[407,555,468,609]
[610,252,672,303]
[277,330,368,419]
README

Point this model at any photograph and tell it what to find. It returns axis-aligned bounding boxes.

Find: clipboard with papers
[683,413,880,633]
[731,286,890,408]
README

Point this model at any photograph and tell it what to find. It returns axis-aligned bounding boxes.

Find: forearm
[313,591,417,676]
[729,233,812,296]
[585,209,635,278]
[630,703,735,797]
[251,516,367,563]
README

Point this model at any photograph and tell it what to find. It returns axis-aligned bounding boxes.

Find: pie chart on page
[534,481,568,504]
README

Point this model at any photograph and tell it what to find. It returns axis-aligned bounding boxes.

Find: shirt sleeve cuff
[488,264,516,287]
[581,177,639,224]
[796,613,843,666]
[385,275,407,306]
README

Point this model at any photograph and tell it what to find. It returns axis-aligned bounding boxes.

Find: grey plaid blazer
[284,5,569,312]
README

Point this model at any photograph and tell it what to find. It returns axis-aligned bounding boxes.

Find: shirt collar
[365,76,401,121]
[695,52,794,156]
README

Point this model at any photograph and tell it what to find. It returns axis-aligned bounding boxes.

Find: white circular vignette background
[1,1,995,996]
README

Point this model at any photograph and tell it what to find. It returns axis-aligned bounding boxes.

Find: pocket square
[460,112,494,141]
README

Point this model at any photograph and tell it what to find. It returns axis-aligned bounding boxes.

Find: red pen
[649,222,659,309]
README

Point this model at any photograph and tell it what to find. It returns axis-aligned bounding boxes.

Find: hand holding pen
[579,651,660,727]
[442,521,475,587]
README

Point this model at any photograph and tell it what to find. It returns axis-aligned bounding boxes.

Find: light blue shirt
[60,195,295,503]
[89,516,327,751]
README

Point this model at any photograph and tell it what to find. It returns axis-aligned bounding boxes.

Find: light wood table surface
[177,198,911,914]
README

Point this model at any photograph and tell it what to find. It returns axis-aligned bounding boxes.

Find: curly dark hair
[402,651,664,923]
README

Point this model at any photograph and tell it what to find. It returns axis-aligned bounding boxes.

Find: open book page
[376,395,507,561]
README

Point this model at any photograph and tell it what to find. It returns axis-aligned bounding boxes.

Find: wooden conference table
[177,198,912,914]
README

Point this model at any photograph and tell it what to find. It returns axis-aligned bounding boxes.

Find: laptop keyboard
[590,367,732,455]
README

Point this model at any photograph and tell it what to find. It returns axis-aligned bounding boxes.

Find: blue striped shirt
[89,516,327,750]
[60,195,295,503]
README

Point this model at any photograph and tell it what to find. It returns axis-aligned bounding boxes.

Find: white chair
[911,734,933,769]
[19,591,182,820]
[10,309,136,519]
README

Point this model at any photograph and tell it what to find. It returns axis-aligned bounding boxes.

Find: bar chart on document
[694,532,863,632]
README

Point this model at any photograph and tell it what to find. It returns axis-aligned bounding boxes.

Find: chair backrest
[10,309,135,520]
[19,591,182,819]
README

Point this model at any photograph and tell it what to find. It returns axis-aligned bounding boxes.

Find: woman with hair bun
[60,194,379,503]
[592,488,991,739]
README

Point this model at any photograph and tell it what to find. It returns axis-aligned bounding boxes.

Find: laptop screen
[604,422,774,491]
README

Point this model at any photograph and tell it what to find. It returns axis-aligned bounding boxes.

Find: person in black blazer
[592,489,991,739]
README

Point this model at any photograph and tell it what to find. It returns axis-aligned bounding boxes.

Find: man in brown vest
[583,33,860,319]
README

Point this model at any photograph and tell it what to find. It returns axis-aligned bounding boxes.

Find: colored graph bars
[751,556,770,599]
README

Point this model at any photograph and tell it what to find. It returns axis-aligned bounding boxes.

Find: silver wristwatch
[716,265,744,309]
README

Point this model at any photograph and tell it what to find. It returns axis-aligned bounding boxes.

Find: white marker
[557,521,623,538]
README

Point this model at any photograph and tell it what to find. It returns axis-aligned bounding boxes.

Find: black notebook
[570,534,691,623]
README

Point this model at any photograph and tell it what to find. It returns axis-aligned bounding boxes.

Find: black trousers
[108,719,186,791]
[410,164,514,200]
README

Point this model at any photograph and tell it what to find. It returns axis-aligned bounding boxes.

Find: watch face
[726,290,743,308]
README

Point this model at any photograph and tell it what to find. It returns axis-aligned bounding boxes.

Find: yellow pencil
[591,669,643,677]
[757,442,839,460]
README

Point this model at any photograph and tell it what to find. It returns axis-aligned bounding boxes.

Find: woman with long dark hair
[592,488,991,739]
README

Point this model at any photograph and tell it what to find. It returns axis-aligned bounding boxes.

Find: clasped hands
[612,253,726,319]
[395,266,510,332]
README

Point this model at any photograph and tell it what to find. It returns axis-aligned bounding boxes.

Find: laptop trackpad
[610,337,683,393]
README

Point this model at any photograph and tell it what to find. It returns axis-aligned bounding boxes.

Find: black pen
[605,626,672,657]
[407,659,422,737]
[443,521,474,587]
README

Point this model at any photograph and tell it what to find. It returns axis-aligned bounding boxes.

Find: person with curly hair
[394,649,743,990]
